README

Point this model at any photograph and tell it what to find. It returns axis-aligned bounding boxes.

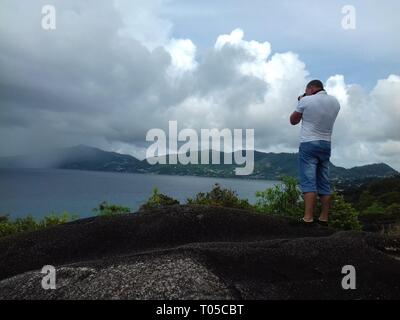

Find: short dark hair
[306,79,324,89]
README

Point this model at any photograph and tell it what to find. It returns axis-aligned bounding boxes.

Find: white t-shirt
[296,90,340,143]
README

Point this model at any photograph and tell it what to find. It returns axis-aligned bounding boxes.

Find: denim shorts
[299,140,332,195]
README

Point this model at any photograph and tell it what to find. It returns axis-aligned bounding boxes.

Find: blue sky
[162,0,400,90]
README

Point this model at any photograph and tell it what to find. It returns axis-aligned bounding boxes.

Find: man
[290,80,340,226]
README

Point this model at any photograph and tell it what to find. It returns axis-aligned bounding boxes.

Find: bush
[0,221,17,238]
[255,176,303,218]
[360,202,386,216]
[93,201,131,217]
[139,188,180,212]
[254,176,361,230]
[0,215,9,224]
[40,212,79,227]
[13,215,40,234]
[0,212,78,238]
[387,222,400,236]
[385,203,400,217]
[329,192,362,231]
[357,190,375,211]
[186,183,253,210]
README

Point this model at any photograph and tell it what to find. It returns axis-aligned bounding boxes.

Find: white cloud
[326,75,349,108]
[114,0,173,50]
[165,38,198,78]
[215,28,271,62]
[327,74,400,170]
[0,1,399,171]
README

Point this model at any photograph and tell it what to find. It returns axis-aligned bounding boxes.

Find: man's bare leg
[319,195,332,222]
[303,192,317,222]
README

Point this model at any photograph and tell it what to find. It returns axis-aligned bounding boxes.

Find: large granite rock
[0,205,399,299]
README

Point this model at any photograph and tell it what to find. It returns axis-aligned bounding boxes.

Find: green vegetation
[139,188,180,211]
[0,212,78,238]
[140,177,361,230]
[255,176,303,218]
[329,193,362,231]
[361,202,386,215]
[138,184,252,211]
[254,176,361,230]
[0,201,131,238]
[386,203,400,216]
[343,175,400,216]
[92,201,131,217]
[387,222,400,236]
[187,183,253,210]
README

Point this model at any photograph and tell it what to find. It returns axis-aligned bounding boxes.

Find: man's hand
[290,111,302,125]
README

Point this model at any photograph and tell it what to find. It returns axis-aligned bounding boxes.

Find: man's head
[306,79,324,95]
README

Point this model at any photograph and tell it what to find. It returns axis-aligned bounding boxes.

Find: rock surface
[0,205,399,300]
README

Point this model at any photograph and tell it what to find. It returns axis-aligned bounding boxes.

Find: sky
[0,0,399,170]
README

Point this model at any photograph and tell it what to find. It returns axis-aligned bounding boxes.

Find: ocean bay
[0,168,279,219]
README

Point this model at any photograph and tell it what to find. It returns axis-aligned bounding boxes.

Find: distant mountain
[331,163,399,183]
[145,151,398,183]
[0,145,148,173]
[0,145,398,184]
[144,151,300,179]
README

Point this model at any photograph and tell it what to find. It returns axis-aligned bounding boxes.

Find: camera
[298,93,307,101]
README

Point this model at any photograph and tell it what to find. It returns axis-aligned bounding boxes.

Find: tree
[254,176,362,231]
[187,183,253,210]
[92,201,131,216]
[40,212,79,227]
[139,188,180,212]
[255,176,303,218]
[360,202,386,216]
[329,192,362,230]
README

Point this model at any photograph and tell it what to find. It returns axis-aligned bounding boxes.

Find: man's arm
[290,111,302,125]
[290,94,307,125]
